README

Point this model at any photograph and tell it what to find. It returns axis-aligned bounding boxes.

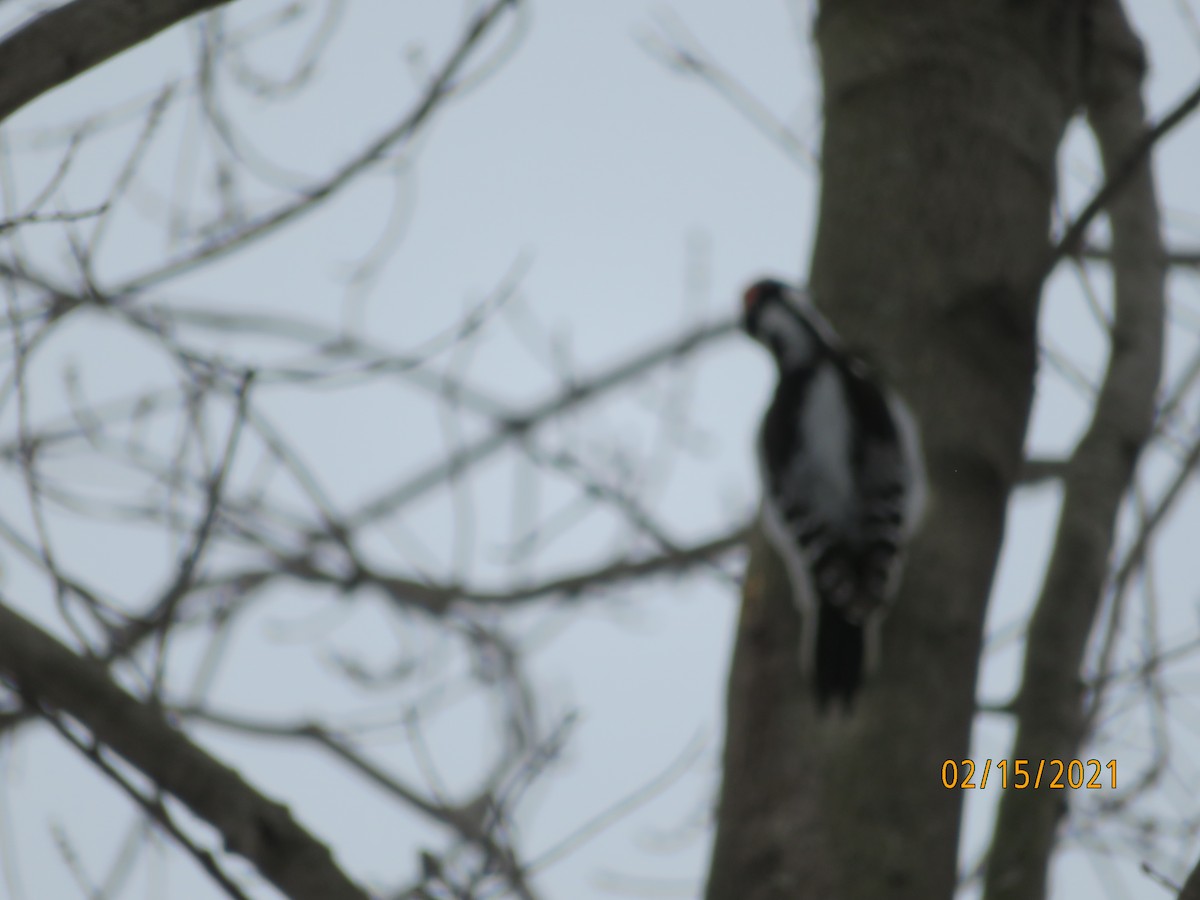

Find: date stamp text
[941,759,1116,790]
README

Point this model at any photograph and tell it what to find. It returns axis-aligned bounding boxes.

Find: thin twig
[1040,76,1200,286]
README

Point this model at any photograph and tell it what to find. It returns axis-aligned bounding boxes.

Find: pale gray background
[1,1,1199,898]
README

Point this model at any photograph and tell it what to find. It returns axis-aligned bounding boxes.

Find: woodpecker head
[741,278,838,370]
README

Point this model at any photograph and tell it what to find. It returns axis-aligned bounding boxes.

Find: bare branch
[114,0,521,295]
[1017,456,1069,486]
[1040,72,1200,285]
[0,599,370,900]
[985,3,1168,897]
[460,522,745,606]
[1080,242,1200,269]
[639,11,817,168]
[43,711,252,900]
[0,203,108,234]
[180,706,539,899]
[202,520,746,616]
[527,731,705,875]
[346,317,736,529]
[1083,429,1200,723]
[0,0,233,125]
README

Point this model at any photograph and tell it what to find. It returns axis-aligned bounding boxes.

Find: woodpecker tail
[813,600,866,710]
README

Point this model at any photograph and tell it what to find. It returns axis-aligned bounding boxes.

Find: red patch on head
[742,280,770,313]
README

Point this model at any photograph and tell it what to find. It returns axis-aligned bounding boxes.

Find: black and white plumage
[742,278,926,709]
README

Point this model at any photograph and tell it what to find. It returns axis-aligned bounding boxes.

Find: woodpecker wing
[760,355,920,625]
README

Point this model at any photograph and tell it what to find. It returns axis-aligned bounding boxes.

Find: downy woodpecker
[742,278,926,708]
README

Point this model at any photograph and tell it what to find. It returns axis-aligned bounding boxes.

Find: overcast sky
[2,2,1200,898]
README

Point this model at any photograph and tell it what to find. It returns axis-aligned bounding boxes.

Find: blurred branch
[1016,456,1068,486]
[180,707,538,899]
[239,520,747,615]
[148,370,253,693]
[346,317,737,529]
[0,0,233,125]
[527,731,706,875]
[116,0,521,295]
[986,3,1168,897]
[1080,242,1200,268]
[518,443,688,555]
[639,10,817,167]
[0,1,734,896]
[43,710,252,900]
[0,204,109,234]
[463,521,746,606]
[0,598,370,900]
[1040,72,1200,285]
[1083,427,1200,720]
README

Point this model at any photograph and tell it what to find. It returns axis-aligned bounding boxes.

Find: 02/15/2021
[941,758,1116,790]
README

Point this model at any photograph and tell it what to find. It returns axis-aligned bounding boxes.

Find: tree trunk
[706,4,1092,898]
